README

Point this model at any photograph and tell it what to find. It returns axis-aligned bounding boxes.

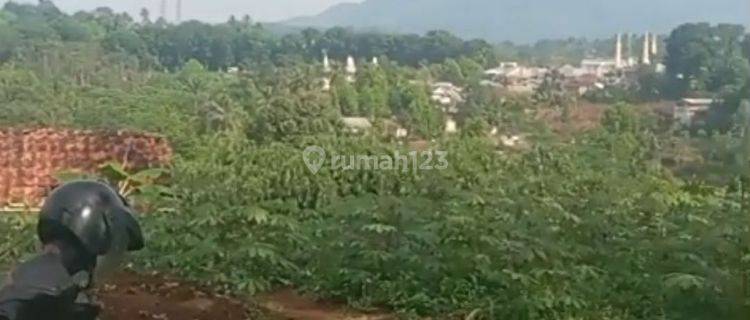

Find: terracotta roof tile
[0,127,172,208]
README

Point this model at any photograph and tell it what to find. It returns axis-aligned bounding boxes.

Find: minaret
[642,32,651,65]
[346,56,356,73]
[615,33,623,69]
[345,55,356,83]
[650,34,658,56]
[321,51,331,91]
[625,33,634,66]
[322,51,331,73]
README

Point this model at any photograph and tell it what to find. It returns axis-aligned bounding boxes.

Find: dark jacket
[0,253,98,320]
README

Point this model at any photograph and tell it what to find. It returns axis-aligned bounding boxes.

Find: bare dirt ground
[98,272,258,320]
[536,101,606,134]
[258,289,395,320]
[98,272,394,320]
[536,101,675,135]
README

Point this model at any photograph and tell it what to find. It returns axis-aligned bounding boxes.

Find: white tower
[625,33,635,66]
[320,51,332,91]
[345,55,357,83]
[650,34,658,56]
[615,33,623,69]
[372,56,379,66]
[322,51,331,73]
[642,32,651,65]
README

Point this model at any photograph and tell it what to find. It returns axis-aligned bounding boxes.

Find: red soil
[98,272,257,320]
[97,272,394,320]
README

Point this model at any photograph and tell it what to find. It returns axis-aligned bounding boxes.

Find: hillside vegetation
[1,2,750,319]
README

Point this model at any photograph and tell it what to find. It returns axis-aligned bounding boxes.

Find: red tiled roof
[0,127,172,209]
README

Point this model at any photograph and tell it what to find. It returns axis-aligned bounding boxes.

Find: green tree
[253,88,340,142]
[422,30,463,62]
[458,83,504,129]
[534,70,573,115]
[396,83,442,137]
[456,56,484,84]
[12,14,59,41]
[0,12,20,62]
[332,76,360,116]
[178,59,213,94]
[437,58,465,84]
[665,23,750,97]
[53,16,91,41]
[356,64,390,118]
[102,29,145,56]
[207,26,234,70]
[139,8,151,25]
[636,66,666,101]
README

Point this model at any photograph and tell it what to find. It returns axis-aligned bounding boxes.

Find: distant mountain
[284,0,750,43]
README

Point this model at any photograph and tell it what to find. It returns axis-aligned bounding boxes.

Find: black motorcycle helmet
[37,180,145,261]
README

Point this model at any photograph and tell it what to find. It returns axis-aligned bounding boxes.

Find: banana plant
[55,161,171,211]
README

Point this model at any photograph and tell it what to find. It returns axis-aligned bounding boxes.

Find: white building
[655,63,666,74]
[500,134,524,147]
[484,62,549,93]
[341,117,372,133]
[558,64,587,78]
[431,82,464,113]
[381,119,409,138]
[445,116,458,134]
[673,98,717,126]
[580,59,619,77]
[395,128,408,138]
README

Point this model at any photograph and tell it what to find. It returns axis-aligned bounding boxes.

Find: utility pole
[176,0,182,23]
[160,0,167,21]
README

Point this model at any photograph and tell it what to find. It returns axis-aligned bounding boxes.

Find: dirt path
[97,272,394,320]
[258,289,395,320]
[98,272,259,320]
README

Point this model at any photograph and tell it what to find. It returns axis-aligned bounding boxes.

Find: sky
[6,0,362,22]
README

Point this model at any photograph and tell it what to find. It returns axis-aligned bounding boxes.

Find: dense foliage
[0,1,497,70]
[664,23,750,99]
[0,215,35,271]
[2,2,750,319]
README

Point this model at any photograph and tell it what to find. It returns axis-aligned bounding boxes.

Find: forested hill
[284,0,750,43]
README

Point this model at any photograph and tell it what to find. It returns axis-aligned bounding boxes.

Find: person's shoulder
[3,253,75,298]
